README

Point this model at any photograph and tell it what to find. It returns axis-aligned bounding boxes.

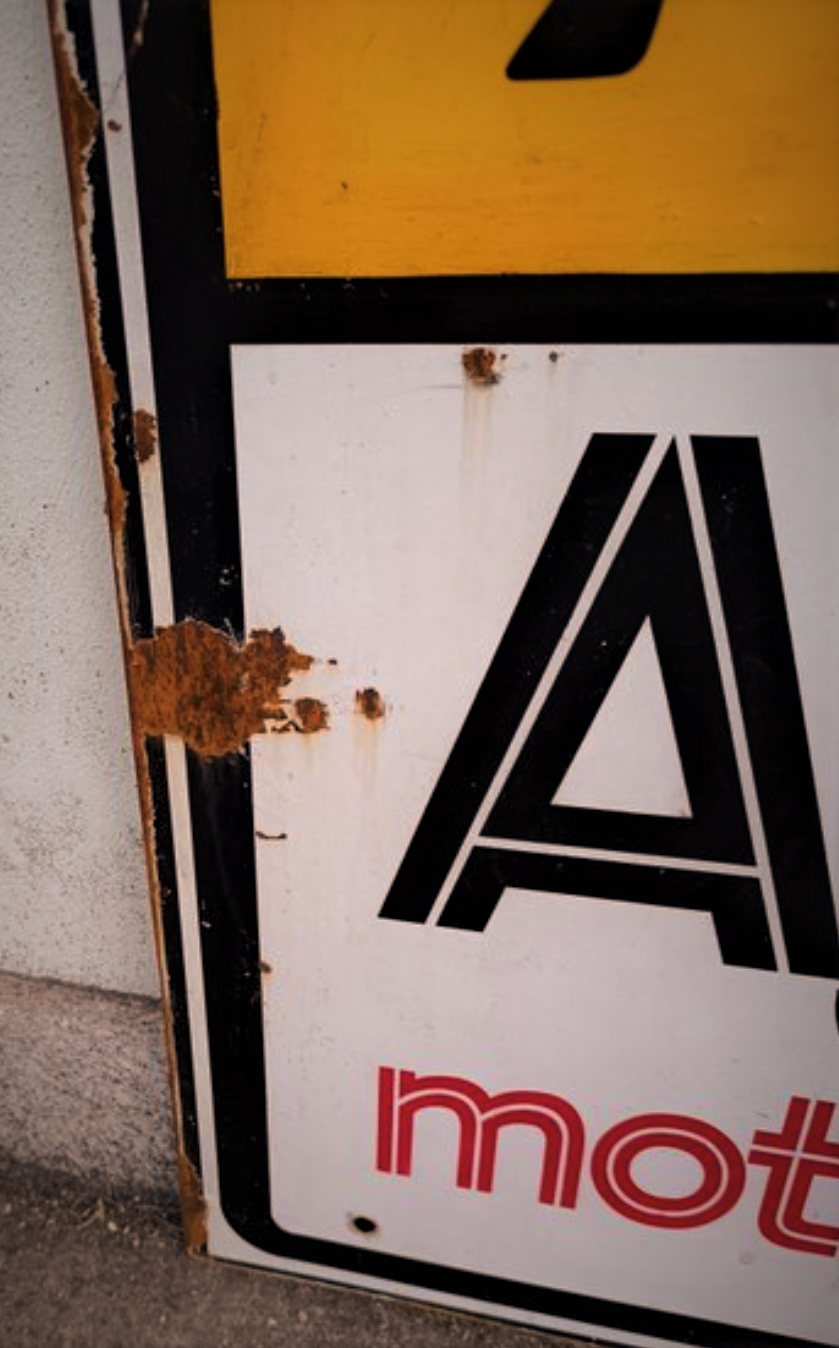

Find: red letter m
[376,1067,584,1208]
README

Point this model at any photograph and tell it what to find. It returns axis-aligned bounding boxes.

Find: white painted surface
[0,0,155,997]
[215,344,839,1345]
[553,619,692,817]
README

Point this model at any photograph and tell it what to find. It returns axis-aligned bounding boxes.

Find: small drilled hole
[349,1214,379,1236]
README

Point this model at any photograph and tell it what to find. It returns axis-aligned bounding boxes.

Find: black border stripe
[146,738,201,1176]
[118,0,244,634]
[228,274,839,346]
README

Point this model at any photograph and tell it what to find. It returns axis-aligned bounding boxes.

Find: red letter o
[592,1113,746,1229]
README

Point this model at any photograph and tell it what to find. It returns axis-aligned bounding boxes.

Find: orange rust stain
[292,696,329,734]
[462,347,499,385]
[177,1152,208,1255]
[355,687,386,721]
[133,408,158,464]
[130,620,314,758]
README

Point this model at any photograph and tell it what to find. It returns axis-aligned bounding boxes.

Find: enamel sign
[51,2,839,1346]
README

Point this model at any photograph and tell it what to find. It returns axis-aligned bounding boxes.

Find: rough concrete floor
[0,1161,588,1348]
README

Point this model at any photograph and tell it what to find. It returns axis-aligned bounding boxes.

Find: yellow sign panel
[212,0,839,278]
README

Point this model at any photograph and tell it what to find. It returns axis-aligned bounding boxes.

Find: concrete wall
[0,969,175,1202]
[0,0,157,1000]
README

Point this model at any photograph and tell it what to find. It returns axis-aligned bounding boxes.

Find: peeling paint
[133,408,158,463]
[178,1151,208,1255]
[129,620,314,758]
[356,687,386,721]
[462,346,500,386]
[48,3,126,543]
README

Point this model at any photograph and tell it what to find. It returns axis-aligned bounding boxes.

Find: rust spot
[462,347,500,386]
[133,408,157,464]
[292,696,329,734]
[106,118,122,132]
[129,620,314,758]
[356,687,386,721]
[177,1152,207,1255]
[259,960,273,975]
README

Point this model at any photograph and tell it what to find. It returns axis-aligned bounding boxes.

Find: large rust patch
[130,620,314,757]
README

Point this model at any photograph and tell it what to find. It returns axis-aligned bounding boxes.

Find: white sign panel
[210,345,839,1346]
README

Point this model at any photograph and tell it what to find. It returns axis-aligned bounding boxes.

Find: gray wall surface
[0,0,157,999]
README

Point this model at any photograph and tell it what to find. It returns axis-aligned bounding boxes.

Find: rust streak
[48,4,126,542]
[133,408,158,464]
[130,620,314,758]
[355,687,386,721]
[178,1152,208,1255]
[292,697,329,734]
[462,346,500,386]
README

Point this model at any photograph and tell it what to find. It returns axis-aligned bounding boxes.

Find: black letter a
[379,434,839,980]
